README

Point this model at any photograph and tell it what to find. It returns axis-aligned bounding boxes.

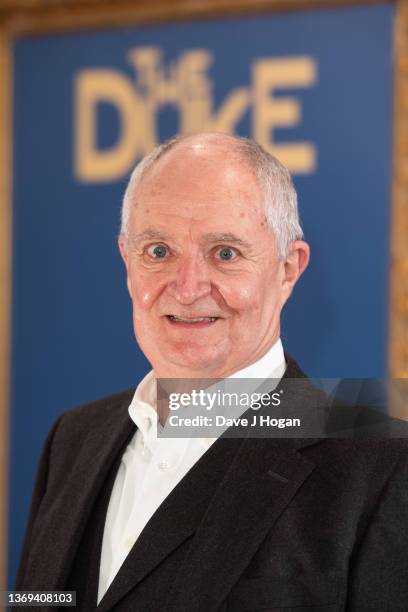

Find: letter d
[74,69,151,182]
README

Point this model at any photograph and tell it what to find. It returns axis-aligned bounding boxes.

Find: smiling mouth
[166,315,220,323]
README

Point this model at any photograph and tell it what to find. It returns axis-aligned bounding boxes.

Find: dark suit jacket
[15,357,408,611]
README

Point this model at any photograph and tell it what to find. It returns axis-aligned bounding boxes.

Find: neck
[153,337,283,380]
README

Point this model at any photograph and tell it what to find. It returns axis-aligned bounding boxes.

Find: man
[16,134,408,610]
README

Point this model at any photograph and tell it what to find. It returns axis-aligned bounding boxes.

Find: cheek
[218,269,282,317]
[218,279,262,312]
[129,271,163,311]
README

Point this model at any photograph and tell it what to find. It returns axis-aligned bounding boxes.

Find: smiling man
[118,133,309,381]
[15,134,408,611]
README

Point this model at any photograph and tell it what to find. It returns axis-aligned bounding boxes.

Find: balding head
[120,133,303,259]
[117,132,309,379]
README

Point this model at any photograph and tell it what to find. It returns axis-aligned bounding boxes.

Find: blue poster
[9,3,394,585]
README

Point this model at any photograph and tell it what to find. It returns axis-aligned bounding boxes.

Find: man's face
[119,139,308,378]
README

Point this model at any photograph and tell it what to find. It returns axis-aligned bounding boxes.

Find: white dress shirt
[97,339,286,602]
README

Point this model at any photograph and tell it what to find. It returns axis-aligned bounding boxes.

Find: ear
[280,240,310,304]
[118,234,132,298]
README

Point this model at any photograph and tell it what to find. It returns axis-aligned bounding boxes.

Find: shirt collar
[128,338,285,438]
[128,369,157,441]
[229,337,285,380]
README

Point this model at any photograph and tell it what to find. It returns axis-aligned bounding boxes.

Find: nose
[167,255,212,305]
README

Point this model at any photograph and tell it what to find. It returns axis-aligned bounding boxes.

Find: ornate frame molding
[0,0,386,35]
[0,0,406,601]
[0,26,11,606]
[391,0,408,379]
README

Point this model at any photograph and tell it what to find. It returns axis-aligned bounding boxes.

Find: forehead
[131,142,265,227]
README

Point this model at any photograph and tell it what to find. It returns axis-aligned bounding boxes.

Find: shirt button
[158,460,171,471]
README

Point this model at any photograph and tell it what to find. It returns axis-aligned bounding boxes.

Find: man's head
[118,133,309,378]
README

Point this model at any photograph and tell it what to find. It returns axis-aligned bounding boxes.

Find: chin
[166,349,224,376]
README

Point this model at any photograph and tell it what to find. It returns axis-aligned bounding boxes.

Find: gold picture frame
[1,0,407,600]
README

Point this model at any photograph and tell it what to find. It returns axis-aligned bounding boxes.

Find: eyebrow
[200,233,252,250]
[129,229,172,247]
[129,229,252,250]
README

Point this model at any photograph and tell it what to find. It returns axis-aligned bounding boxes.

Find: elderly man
[16,134,408,611]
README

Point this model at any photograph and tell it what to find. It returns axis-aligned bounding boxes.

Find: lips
[167,315,219,323]
[165,314,221,328]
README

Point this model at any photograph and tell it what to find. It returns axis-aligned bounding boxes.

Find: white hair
[120,134,303,259]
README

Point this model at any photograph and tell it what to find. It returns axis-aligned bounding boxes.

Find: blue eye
[217,247,237,261]
[148,244,168,258]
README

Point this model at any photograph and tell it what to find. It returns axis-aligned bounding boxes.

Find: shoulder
[33,388,136,487]
[50,388,135,446]
[285,354,408,442]
[60,387,135,423]
[299,427,408,505]
[312,436,408,470]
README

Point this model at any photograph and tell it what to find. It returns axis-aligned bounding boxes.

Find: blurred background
[1,0,407,599]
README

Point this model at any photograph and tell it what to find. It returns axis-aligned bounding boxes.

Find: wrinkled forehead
[132,141,264,219]
[143,133,257,179]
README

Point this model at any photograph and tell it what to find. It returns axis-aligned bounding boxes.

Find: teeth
[169,316,217,323]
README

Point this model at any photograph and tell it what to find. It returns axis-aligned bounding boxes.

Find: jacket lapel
[23,395,135,592]
[97,436,244,611]
[165,436,317,611]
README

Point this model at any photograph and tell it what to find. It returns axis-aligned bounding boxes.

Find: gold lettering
[177,50,249,135]
[252,57,317,174]
[177,50,213,134]
[205,88,250,133]
[74,50,318,183]
[74,69,150,183]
